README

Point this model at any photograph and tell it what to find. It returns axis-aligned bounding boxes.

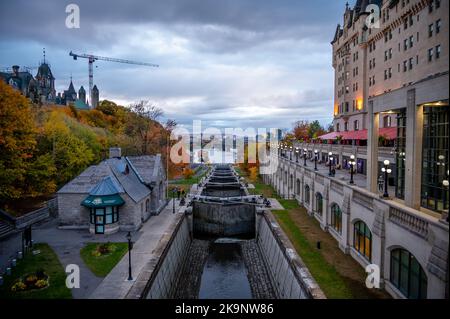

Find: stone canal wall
[255,210,326,299]
[126,213,191,299]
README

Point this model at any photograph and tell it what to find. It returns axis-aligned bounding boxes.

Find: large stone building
[265,0,448,299]
[0,62,56,104]
[329,0,448,144]
[57,148,167,234]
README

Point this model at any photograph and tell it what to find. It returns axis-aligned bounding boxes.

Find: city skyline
[0,0,356,130]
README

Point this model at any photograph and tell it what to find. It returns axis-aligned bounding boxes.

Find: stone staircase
[0,219,15,239]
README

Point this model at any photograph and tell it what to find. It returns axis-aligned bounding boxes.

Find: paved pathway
[0,218,142,298]
[89,199,180,299]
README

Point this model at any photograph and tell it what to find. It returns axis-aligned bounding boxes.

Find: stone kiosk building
[57,148,167,234]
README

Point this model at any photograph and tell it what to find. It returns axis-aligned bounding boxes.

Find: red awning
[318,127,397,141]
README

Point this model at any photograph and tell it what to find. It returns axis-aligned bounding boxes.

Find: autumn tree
[293,120,310,141]
[0,81,56,201]
[127,100,164,155]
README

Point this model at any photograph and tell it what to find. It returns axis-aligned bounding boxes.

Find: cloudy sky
[0,0,352,131]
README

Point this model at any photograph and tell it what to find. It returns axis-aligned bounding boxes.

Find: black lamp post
[295,148,299,163]
[349,154,356,184]
[328,152,333,176]
[443,179,449,222]
[172,187,177,214]
[126,232,133,281]
[381,160,392,198]
[303,148,307,166]
[314,150,318,171]
[290,146,293,161]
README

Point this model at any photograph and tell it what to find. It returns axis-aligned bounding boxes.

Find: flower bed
[11,269,49,292]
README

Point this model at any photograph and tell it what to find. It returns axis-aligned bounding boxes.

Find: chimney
[109,147,122,159]
[12,65,19,76]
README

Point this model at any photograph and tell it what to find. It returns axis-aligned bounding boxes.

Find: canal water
[198,240,252,299]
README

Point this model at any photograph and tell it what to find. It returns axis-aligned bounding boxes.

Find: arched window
[331,204,342,234]
[336,123,340,132]
[315,193,323,215]
[304,185,310,204]
[289,175,293,188]
[145,198,150,212]
[296,179,301,195]
[353,221,372,261]
[390,248,427,299]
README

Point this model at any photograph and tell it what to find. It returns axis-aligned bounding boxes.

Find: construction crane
[69,51,159,106]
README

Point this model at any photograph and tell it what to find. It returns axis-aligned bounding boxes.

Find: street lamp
[443,179,449,222]
[349,155,356,184]
[303,148,307,166]
[290,146,293,161]
[328,152,333,176]
[172,187,177,214]
[381,160,392,198]
[314,150,318,171]
[126,232,133,281]
[295,148,299,163]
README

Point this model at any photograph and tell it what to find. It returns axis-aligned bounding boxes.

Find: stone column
[404,89,423,209]
[322,183,330,231]
[367,100,379,193]
[372,200,389,288]
[339,192,351,254]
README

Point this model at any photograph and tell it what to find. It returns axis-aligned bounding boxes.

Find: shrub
[35,279,48,289]
[11,281,26,292]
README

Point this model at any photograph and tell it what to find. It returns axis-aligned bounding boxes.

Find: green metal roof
[81,194,125,208]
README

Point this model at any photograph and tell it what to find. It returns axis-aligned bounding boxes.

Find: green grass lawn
[0,243,72,299]
[80,243,128,277]
[250,173,389,299]
[273,209,354,298]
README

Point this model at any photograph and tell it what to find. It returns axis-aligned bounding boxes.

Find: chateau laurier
[265,0,448,299]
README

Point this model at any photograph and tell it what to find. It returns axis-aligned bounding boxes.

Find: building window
[336,123,340,132]
[304,185,310,204]
[354,120,359,131]
[145,198,150,212]
[384,116,392,128]
[315,193,323,215]
[89,206,119,234]
[428,24,434,37]
[421,105,449,213]
[353,221,372,261]
[396,109,407,200]
[344,122,348,131]
[390,248,427,299]
[296,179,301,195]
[435,45,441,59]
[330,204,342,234]
[428,48,434,62]
[436,19,441,33]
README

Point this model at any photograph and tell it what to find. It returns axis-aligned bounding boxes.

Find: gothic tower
[78,86,86,104]
[92,84,99,108]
